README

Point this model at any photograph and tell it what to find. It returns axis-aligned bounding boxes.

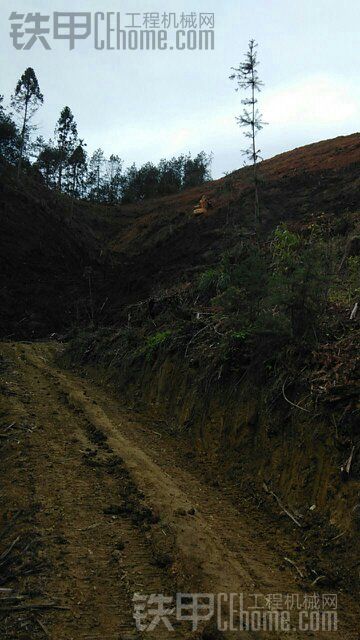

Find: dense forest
[0,67,212,204]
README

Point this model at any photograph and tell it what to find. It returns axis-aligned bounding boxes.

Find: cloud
[76,73,360,177]
[263,75,359,126]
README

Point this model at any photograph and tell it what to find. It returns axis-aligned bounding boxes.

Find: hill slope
[102,133,360,311]
[1,133,360,335]
[0,167,105,337]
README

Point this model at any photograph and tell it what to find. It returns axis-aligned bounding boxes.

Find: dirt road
[0,342,358,639]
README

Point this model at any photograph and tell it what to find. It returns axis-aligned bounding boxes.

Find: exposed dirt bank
[0,342,359,638]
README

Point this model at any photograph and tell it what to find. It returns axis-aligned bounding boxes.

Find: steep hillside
[0,164,107,337]
[2,133,360,335]
[101,133,360,312]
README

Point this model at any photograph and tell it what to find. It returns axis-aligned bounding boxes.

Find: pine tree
[68,141,87,197]
[183,151,211,189]
[158,156,184,195]
[11,67,43,177]
[106,154,123,203]
[87,148,105,201]
[55,106,78,191]
[230,40,266,223]
[121,163,139,203]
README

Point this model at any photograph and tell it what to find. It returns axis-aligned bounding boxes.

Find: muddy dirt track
[0,342,358,639]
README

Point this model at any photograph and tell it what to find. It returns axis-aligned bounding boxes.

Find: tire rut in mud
[0,344,188,639]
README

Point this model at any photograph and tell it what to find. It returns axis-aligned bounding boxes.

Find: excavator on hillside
[193,194,212,216]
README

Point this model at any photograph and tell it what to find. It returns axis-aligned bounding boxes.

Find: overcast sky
[1,0,359,178]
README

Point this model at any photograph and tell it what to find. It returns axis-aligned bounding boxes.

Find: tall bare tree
[230,39,266,223]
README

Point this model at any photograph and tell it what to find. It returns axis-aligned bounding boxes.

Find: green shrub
[140,330,173,362]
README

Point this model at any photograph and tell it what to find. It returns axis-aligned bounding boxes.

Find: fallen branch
[0,512,22,542]
[350,302,358,320]
[184,325,209,357]
[311,575,327,586]
[263,482,302,528]
[3,423,16,432]
[36,617,50,637]
[137,426,162,437]
[341,445,356,480]
[282,381,310,413]
[345,445,355,475]
[284,556,304,578]
[0,536,20,563]
[323,530,347,548]
[330,530,347,542]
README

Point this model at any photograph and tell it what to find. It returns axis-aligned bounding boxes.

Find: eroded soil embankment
[101,353,360,600]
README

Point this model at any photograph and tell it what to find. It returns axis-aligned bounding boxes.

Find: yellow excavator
[193,194,211,216]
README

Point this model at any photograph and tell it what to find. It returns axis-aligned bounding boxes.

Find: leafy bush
[270,225,330,338]
[140,330,173,362]
[197,265,231,296]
